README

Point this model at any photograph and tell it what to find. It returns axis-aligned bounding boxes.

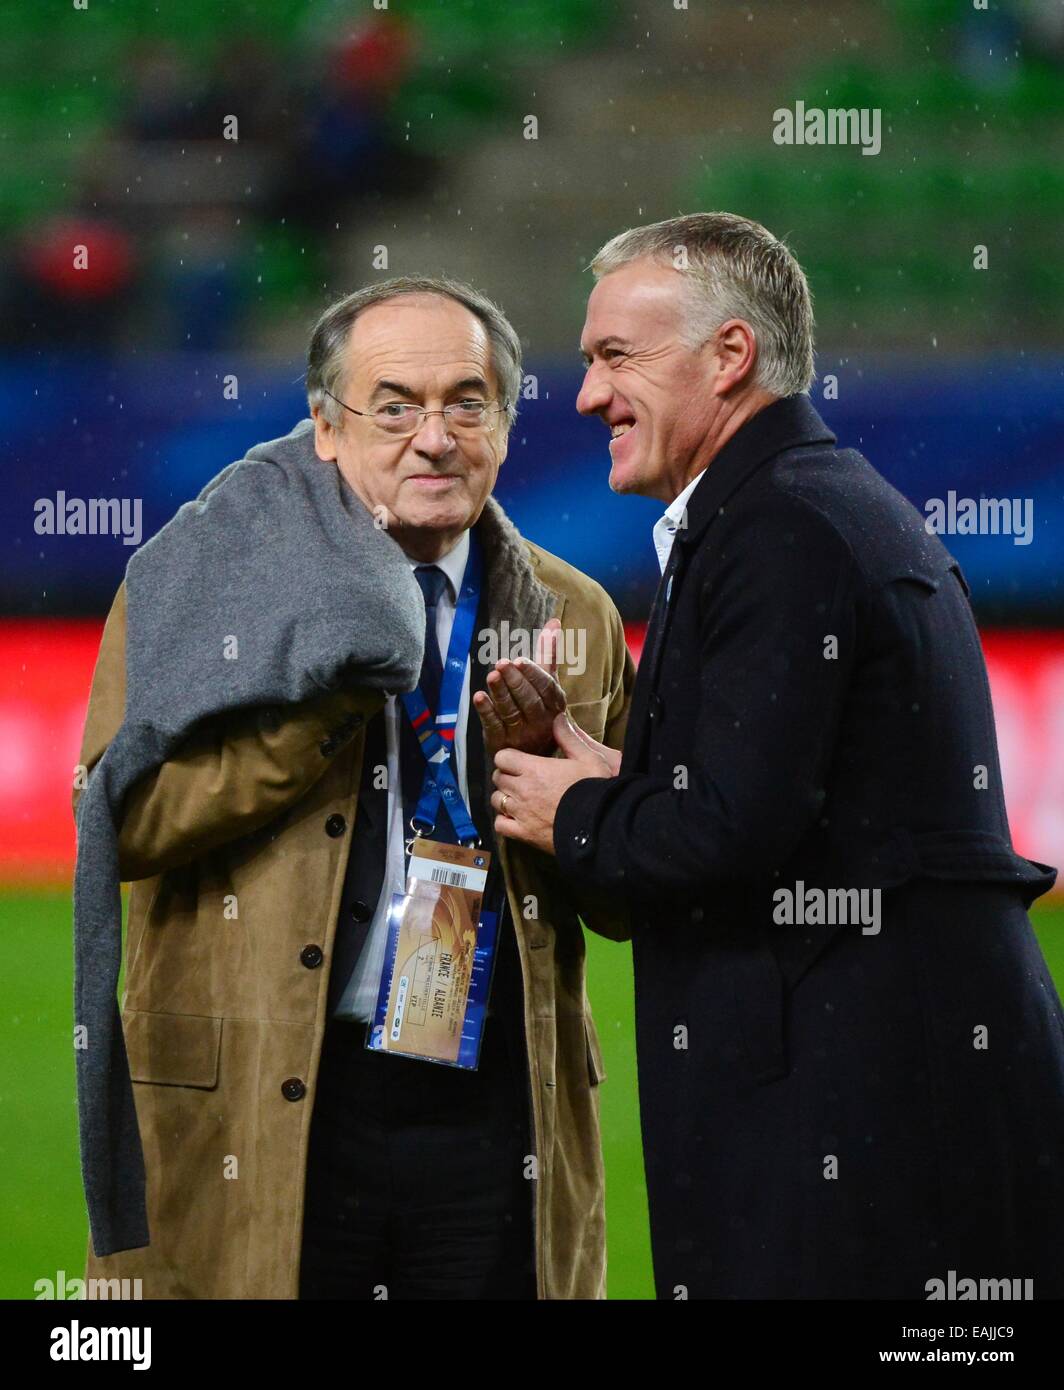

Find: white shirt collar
[652,469,707,575]
[406,527,470,602]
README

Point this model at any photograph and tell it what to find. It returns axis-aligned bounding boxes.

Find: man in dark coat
[489,213,1064,1299]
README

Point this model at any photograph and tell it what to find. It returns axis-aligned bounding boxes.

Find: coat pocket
[584,1014,607,1086]
[850,827,1057,908]
[904,828,1056,904]
[124,1010,222,1089]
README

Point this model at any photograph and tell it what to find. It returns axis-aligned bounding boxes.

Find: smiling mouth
[608,420,638,453]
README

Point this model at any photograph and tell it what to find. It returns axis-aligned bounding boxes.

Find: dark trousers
[298,1013,537,1300]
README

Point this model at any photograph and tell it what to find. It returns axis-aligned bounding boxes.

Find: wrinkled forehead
[344,294,497,394]
[581,260,690,354]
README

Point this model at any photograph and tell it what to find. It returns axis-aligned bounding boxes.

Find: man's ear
[709,319,758,397]
[312,404,340,462]
[493,416,510,468]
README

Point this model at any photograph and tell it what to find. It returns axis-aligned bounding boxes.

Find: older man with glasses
[74,275,633,1301]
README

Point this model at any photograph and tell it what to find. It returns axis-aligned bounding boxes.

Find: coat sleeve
[72,582,385,881]
[554,497,858,906]
[571,595,636,943]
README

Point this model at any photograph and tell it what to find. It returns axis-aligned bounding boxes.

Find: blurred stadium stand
[2,0,1062,351]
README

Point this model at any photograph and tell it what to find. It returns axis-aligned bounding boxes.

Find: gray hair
[305,275,522,430]
[589,212,815,397]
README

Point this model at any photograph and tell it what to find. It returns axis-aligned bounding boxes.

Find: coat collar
[474,494,558,635]
[674,394,836,551]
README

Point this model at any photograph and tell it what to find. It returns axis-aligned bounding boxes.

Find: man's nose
[411,411,456,459]
[576,366,611,417]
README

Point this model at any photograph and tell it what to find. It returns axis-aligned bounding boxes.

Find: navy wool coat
[555,394,1064,1299]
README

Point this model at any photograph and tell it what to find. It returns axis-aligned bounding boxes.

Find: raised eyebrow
[369,377,490,402]
[448,376,491,397]
[370,380,418,402]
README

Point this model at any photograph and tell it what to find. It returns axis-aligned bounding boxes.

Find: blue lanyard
[399,531,483,846]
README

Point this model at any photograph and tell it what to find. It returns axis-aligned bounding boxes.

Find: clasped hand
[473,619,618,854]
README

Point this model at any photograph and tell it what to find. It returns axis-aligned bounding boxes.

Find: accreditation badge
[366,839,498,1069]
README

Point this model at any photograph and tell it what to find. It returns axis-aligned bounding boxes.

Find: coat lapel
[623,542,683,772]
[468,495,560,821]
[622,395,838,773]
[468,499,559,1050]
[476,496,559,638]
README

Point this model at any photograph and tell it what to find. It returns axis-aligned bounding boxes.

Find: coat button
[281,1077,306,1101]
[300,944,324,969]
[325,814,347,837]
[351,899,372,923]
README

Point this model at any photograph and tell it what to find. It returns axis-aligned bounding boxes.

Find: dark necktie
[400,565,459,844]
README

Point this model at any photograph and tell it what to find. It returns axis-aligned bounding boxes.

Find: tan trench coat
[75,501,634,1299]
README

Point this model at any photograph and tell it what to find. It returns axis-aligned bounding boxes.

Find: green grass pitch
[2,889,1062,1300]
